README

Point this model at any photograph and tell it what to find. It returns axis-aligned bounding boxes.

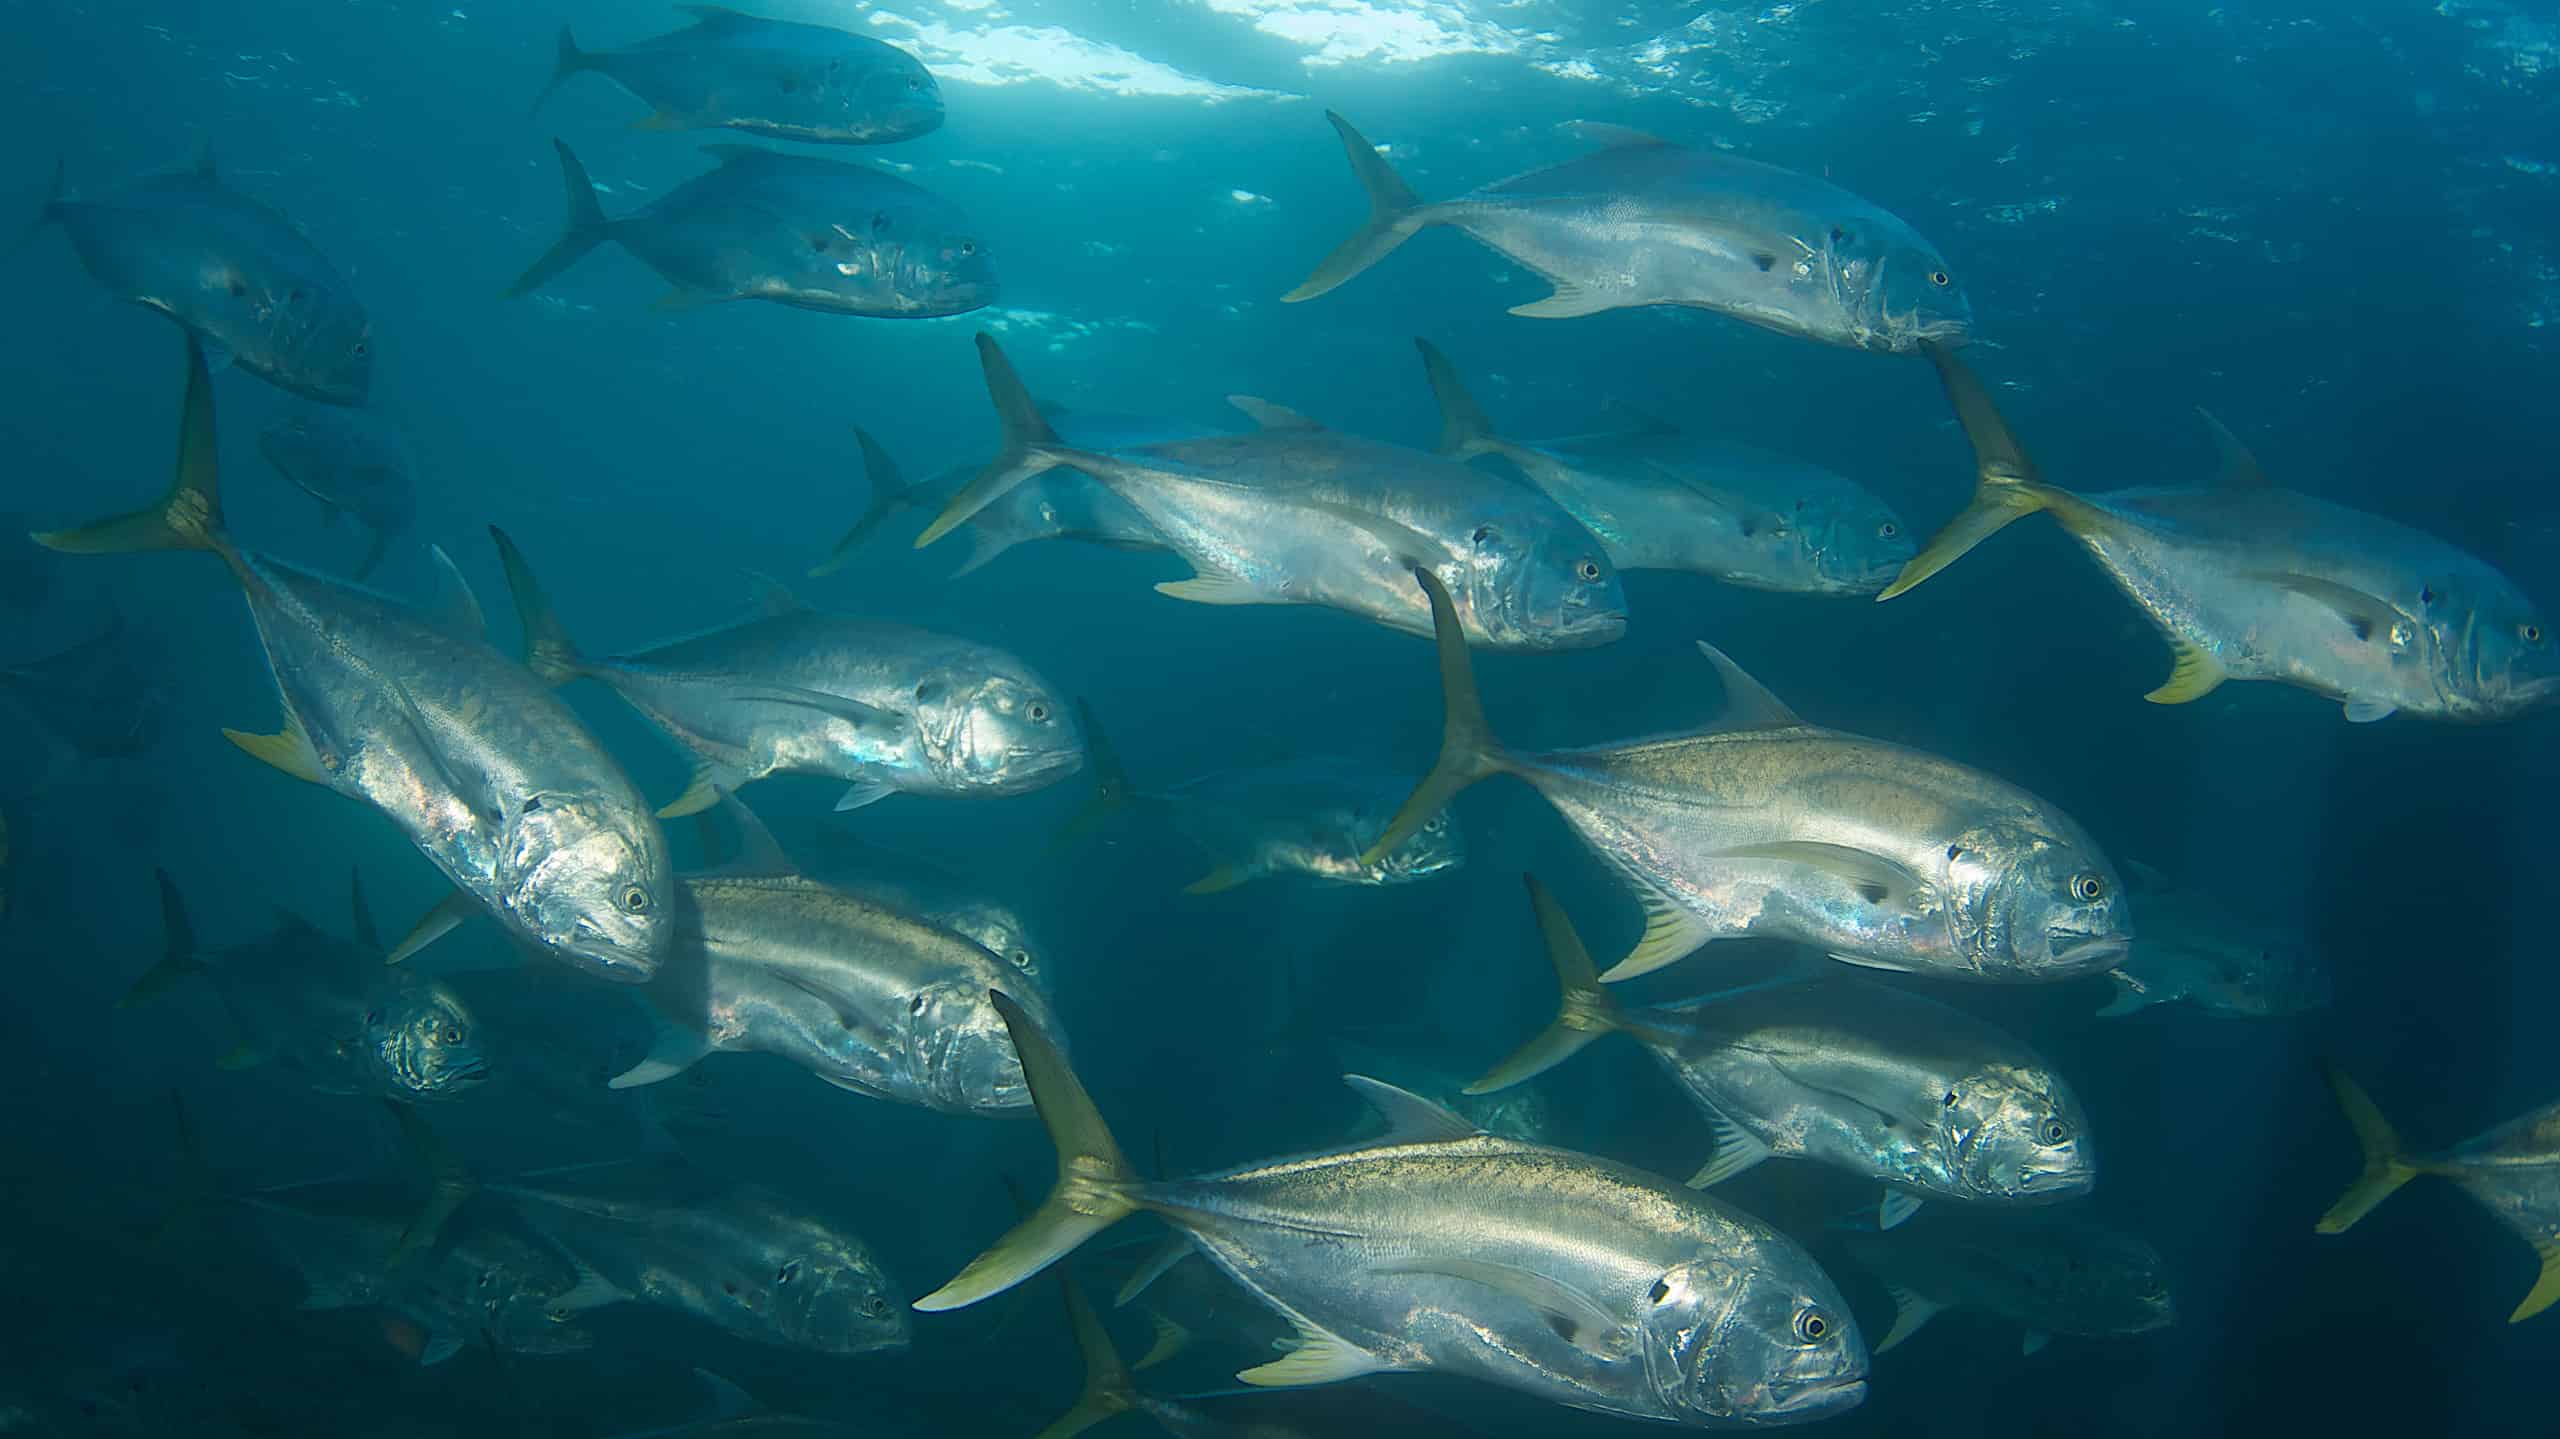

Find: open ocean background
[3,1,2557,1434]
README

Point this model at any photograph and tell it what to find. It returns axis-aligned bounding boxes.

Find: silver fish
[1884,344,2560,722]
[1287,115,1970,354]
[493,529,1079,817]
[777,823,1052,988]
[1365,566,2130,984]
[121,869,488,1101]
[506,141,995,318]
[1417,351,1914,596]
[31,149,371,404]
[535,6,942,145]
[2316,1066,2560,1323]
[259,405,416,581]
[1846,1210,2175,1356]
[611,796,1055,1117]
[1477,877,2092,1226]
[916,994,1870,1429]
[2096,863,2327,1019]
[34,339,672,982]
[917,335,1627,653]
[943,406,1210,578]
[497,1160,910,1356]
[0,612,167,759]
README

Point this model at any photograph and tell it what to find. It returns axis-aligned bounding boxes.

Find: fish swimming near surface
[2094,862,2327,1019]
[2315,1065,2560,1323]
[490,1156,911,1356]
[0,612,168,759]
[505,140,996,318]
[916,335,1628,653]
[615,793,1054,1117]
[28,149,372,405]
[122,868,489,1102]
[259,405,416,581]
[1363,566,2130,984]
[915,992,1871,1428]
[1882,344,2560,723]
[492,528,1081,817]
[534,6,943,146]
[33,337,674,983]
[1286,114,1972,354]
[1844,1209,2174,1356]
[1473,876,2094,1230]
[1418,344,1913,595]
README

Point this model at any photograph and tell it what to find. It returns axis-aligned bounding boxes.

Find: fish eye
[1026,701,1051,723]
[1422,814,1446,833]
[1877,521,1899,538]
[1794,1308,1831,1343]
[1943,1090,1960,1109]
[1472,525,1493,543]
[1929,269,1952,287]
[909,993,929,1017]
[1829,225,1848,244]
[863,1294,893,1317]
[2522,623,2545,645]
[2040,1118,2072,1145]
[1647,1276,1673,1306]
[871,210,893,235]
[907,76,923,91]
[1576,559,1603,583]
[352,342,368,357]
[365,1009,383,1027]
[958,239,978,257]
[441,1024,463,1045]
[2419,586,2437,606]
[775,1261,801,1286]
[2068,873,2107,903]
[1009,948,1034,971]
[618,885,652,915]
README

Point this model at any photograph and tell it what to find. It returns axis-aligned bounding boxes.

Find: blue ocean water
[3,1,2558,1434]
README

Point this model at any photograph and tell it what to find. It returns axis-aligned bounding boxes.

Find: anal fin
[1595,870,1719,983]
[2512,1241,2560,1324]
[2144,637,2227,705]
[1156,570,1268,605]
[1236,1313,1383,1387]
[223,719,329,784]
[659,761,747,819]
[1686,1104,1773,1188]
[1507,282,1618,319]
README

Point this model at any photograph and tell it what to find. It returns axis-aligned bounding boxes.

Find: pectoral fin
[1236,1315,1382,1387]
[1710,841,1926,909]
[2252,572,2413,645]
[1376,1257,1622,1355]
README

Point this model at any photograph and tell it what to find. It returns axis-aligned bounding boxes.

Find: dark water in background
[2,0,2557,1434]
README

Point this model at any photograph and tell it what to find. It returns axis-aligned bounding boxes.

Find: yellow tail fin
[1358,566,1510,868]
[1877,342,2060,602]
[1035,1266,1138,1439]
[1466,874,1622,1094]
[34,336,225,557]
[2314,1064,2420,1234]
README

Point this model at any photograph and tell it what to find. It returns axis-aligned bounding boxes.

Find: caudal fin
[383,1101,479,1274]
[1466,874,1623,1094]
[914,334,1070,548]
[1036,1266,1139,1439]
[1282,112,1431,304]
[487,525,586,683]
[1414,337,1504,461]
[119,868,208,1009]
[34,336,226,557]
[501,139,611,299]
[528,27,593,118]
[1357,566,1510,868]
[914,992,1139,1311]
[808,428,918,577]
[2313,1064,2420,1235]
[1875,342,2062,602]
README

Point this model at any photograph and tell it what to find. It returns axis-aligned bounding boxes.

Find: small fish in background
[1475,877,2094,1230]
[1286,114,1972,353]
[33,337,674,984]
[0,518,60,614]
[2095,863,2328,1019]
[1061,702,1463,895]
[915,993,1871,1428]
[259,405,416,580]
[504,140,996,318]
[27,149,372,405]
[771,818,1054,988]
[534,6,943,146]
[492,528,1079,816]
[2315,1065,2560,1324]
[1883,343,2560,723]
[917,334,1628,654]
[0,612,167,761]
[1844,1208,2175,1357]
[121,869,490,1102]
[1364,566,2130,985]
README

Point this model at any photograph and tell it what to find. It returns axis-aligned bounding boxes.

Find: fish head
[368,985,490,1098]
[935,902,1047,988]
[1367,807,1465,883]
[1470,518,1627,648]
[1642,1251,1869,1425]
[2443,581,2560,719]
[846,49,945,141]
[902,978,1036,1115]
[758,1236,912,1354]
[1943,820,2130,978]
[501,791,674,982]
[1793,493,1916,595]
[1825,221,1971,354]
[925,672,1082,793]
[266,289,373,406]
[2046,1226,2177,1335]
[1943,1061,2095,1202]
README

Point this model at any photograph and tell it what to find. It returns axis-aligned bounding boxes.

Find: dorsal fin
[1694,641,1801,730]
[706,790,799,878]
[1341,1075,1478,1144]
[1566,121,1673,150]
[425,545,488,641]
[2195,408,2269,490]
[677,4,759,29]
[743,570,809,617]
[1228,396,1324,432]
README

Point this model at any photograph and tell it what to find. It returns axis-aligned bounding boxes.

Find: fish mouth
[1763,1376,1868,1420]
[2049,935,2131,971]
[445,1060,491,1085]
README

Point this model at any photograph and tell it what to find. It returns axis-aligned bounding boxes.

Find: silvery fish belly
[950,408,1216,576]
[40,157,372,404]
[499,1169,910,1355]
[2440,1105,2560,1269]
[1157,1128,1868,1426]
[1846,1210,2174,1347]
[677,871,1052,1115]
[543,6,943,145]
[1635,975,2092,1205]
[1525,724,2126,982]
[234,554,673,982]
[1165,759,1465,888]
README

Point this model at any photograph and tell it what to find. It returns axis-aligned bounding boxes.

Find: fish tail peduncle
[1877,341,2068,601]
[1282,111,1433,304]
[1466,874,1623,1094]
[118,868,209,1009]
[486,524,585,683]
[2313,1062,2421,1235]
[35,336,229,560]
[914,332,1072,548]
[1359,565,1510,869]
[808,426,913,577]
[501,139,612,300]
[527,26,591,119]
[914,992,1139,1312]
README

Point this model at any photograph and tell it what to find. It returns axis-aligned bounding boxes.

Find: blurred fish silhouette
[0,612,167,760]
